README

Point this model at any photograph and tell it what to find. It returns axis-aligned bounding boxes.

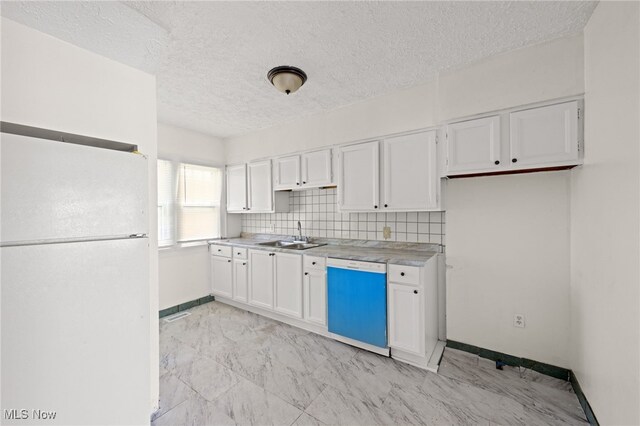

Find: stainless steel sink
[258,240,325,250]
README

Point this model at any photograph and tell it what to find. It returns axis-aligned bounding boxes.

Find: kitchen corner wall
[241,188,445,244]
[570,2,640,424]
[157,122,226,311]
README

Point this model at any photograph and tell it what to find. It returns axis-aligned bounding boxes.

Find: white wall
[226,79,439,164]
[225,34,584,367]
[1,17,160,415]
[570,2,640,424]
[157,123,226,310]
[446,172,571,366]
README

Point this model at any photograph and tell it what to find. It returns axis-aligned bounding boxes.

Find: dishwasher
[327,258,389,356]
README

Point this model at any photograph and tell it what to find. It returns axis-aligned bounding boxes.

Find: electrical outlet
[383,226,391,240]
[514,314,525,328]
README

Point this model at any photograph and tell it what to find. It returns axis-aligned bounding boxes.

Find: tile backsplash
[241,188,445,245]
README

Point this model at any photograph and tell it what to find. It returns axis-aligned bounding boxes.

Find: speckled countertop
[208,233,442,266]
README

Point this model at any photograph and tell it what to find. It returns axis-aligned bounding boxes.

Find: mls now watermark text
[4,409,57,420]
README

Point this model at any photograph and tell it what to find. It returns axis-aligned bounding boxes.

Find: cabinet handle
[303,181,307,184]
[242,262,246,266]
[218,249,222,252]
[512,158,518,163]
[312,261,316,265]
[237,252,241,255]
[227,260,231,263]
[400,272,405,276]
[384,204,388,208]
[269,253,275,256]
[246,207,251,210]
[296,182,300,185]
[494,160,500,165]
[374,205,378,209]
[304,272,309,275]
[414,290,418,294]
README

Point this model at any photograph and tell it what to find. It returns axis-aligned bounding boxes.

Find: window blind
[158,161,223,246]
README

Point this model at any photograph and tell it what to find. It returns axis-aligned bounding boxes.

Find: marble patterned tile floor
[153,302,588,426]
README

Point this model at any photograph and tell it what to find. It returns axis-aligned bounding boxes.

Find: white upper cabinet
[382,131,439,211]
[446,115,501,174]
[338,141,380,212]
[226,164,247,212]
[274,155,301,190]
[301,149,332,188]
[445,100,583,177]
[247,160,273,212]
[273,149,332,191]
[509,101,580,167]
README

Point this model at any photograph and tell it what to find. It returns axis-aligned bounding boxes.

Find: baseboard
[569,371,599,425]
[159,295,215,318]
[446,340,599,425]
[446,339,569,380]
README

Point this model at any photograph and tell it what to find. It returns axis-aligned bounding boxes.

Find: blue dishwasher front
[327,259,387,349]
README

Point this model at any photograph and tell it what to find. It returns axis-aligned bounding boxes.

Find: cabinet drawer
[210,244,232,258]
[233,247,247,260]
[304,255,326,270]
[388,264,421,285]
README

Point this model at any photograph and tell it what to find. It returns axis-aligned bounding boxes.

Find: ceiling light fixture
[267,66,307,95]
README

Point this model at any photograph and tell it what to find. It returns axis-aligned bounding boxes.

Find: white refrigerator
[1,132,150,425]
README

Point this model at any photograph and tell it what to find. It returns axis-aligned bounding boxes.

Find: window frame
[157,156,226,250]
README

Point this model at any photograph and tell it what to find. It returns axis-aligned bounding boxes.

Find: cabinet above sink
[273,148,335,191]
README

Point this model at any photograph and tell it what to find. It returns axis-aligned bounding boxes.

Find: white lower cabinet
[303,264,327,326]
[248,250,275,309]
[388,282,425,355]
[210,254,233,298]
[232,258,248,303]
[274,252,303,318]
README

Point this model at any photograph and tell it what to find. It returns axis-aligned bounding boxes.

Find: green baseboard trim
[570,371,599,425]
[446,340,598,425]
[159,295,215,318]
[446,340,569,380]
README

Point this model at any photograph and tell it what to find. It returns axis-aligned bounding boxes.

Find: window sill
[158,240,213,252]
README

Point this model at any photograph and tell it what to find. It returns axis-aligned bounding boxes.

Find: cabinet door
[382,131,439,211]
[211,255,233,298]
[226,164,247,212]
[446,116,501,175]
[248,250,274,309]
[304,268,327,326]
[301,149,332,188]
[233,258,248,303]
[274,252,303,318]
[388,283,424,354]
[509,101,579,167]
[247,160,273,212]
[338,141,380,211]
[274,155,300,190]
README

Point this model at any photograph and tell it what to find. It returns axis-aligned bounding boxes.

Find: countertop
[208,235,441,266]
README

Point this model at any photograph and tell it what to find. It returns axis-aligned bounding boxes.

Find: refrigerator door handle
[129,234,147,238]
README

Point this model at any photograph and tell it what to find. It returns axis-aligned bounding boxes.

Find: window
[157,160,223,247]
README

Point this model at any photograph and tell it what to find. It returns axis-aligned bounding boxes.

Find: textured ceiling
[2,1,597,138]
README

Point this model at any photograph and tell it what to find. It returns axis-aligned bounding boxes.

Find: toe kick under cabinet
[387,257,439,369]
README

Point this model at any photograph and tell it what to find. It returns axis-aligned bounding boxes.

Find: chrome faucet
[296,221,308,242]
